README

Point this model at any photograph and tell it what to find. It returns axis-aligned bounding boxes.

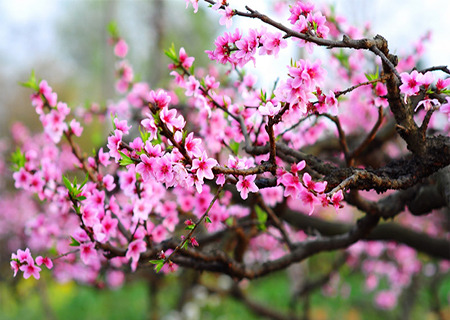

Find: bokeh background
[0,1,448,319]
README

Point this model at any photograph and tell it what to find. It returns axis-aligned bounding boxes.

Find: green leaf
[63,176,74,193]
[225,217,234,227]
[19,70,39,90]
[75,195,86,201]
[185,224,195,230]
[119,151,135,166]
[334,50,349,70]
[260,89,266,103]
[229,140,240,155]
[440,89,450,94]
[111,113,117,130]
[255,205,268,231]
[107,21,119,38]
[181,241,188,250]
[10,147,26,172]
[139,125,150,142]
[364,66,380,83]
[164,43,178,63]
[149,259,165,273]
[69,236,80,247]
[205,216,212,224]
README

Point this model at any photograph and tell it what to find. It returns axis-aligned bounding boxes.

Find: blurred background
[0,1,448,319]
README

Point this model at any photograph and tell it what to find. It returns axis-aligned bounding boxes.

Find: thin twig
[163,186,223,265]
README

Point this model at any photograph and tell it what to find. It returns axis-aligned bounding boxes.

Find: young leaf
[107,21,119,38]
[69,236,80,247]
[229,140,240,155]
[10,147,26,172]
[255,205,268,231]
[63,176,74,193]
[119,151,135,166]
[139,125,150,142]
[19,70,38,91]
[150,259,165,273]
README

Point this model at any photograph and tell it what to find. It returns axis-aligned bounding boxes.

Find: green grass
[0,267,448,320]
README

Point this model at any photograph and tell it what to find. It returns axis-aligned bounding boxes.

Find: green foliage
[118,151,135,166]
[63,173,88,201]
[107,21,119,39]
[164,43,178,63]
[149,259,165,273]
[255,205,268,231]
[69,236,80,247]
[10,147,26,172]
[19,70,39,91]
[365,66,380,82]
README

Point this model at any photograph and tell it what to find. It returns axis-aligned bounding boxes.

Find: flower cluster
[206,27,287,68]
[11,248,52,280]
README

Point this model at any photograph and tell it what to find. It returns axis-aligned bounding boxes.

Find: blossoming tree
[5,0,450,317]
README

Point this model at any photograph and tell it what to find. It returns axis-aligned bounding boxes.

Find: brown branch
[322,114,350,163]
[170,213,379,279]
[164,186,223,266]
[335,76,389,98]
[348,106,384,164]
[255,194,295,251]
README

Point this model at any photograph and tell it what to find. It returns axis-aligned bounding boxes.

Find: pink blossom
[299,189,320,215]
[439,97,450,120]
[141,116,158,141]
[260,32,287,57]
[10,260,19,277]
[436,78,450,91]
[260,186,284,207]
[80,242,97,265]
[98,147,111,167]
[191,151,217,182]
[259,101,282,117]
[185,76,201,97]
[415,98,439,112]
[330,190,344,211]
[219,6,234,28]
[236,175,259,200]
[114,39,128,58]
[185,0,198,13]
[15,248,32,263]
[149,89,171,109]
[36,256,53,269]
[136,154,156,182]
[13,168,31,189]
[178,47,195,69]
[151,225,168,243]
[184,132,203,158]
[375,290,398,310]
[102,174,116,191]
[126,239,147,271]
[154,154,174,184]
[279,172,304,198]
[133,197,153,222]
[39,80,58,107]
[19,258,41,280]
[399,70,423,102]
[114,118,132,134]
[107,129,123,162]
[160,107,185,132]
[302,173,327,193]
[68,119,83,137]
